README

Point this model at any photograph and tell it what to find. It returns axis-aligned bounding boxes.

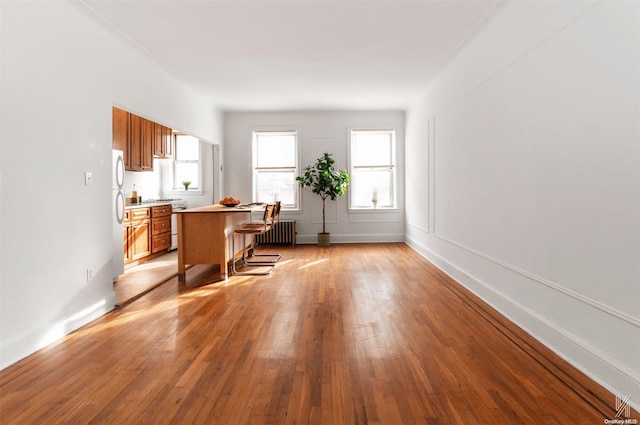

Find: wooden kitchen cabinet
[151,204,172,253]
[113,107,170,170]
[129,207,151,221]
[123,113,153,172]
[153,122,163,157]
[124,204,172,267]
[154,123,172,158]
[124,207,152,266]
[162,125,172,157]
[131,220,152,260]
[123,210,131,264]
[113,107,135,170]
[152,204,172,220]
[112,107,129,154]
[128,114,143,171]
[139,117,154,172]
[151,231,171,254]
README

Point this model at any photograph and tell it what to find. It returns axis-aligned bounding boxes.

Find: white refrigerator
[112,150,125,282]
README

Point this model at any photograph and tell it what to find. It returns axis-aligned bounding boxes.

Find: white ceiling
[82,0,498,111]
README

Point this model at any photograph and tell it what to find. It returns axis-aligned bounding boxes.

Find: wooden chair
[244,201,281,265]
[231,203,279,275]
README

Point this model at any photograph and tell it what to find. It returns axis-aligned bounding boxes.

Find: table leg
[177,213,186,283]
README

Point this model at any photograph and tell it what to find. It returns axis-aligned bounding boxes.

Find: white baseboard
[405,235,640,412]
[296,233,405,244]
[0,292,116,370]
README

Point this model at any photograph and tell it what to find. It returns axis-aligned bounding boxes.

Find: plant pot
[317,232,330,247]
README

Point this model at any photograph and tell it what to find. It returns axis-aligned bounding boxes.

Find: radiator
[255,220,296,246]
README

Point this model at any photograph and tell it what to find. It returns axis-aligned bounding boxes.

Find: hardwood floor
[115,251,195,307]
[0,243,633,424]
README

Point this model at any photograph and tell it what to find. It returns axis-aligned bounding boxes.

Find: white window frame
[348,129,397,210]
[170,133,203,194]
[252,130,300,210]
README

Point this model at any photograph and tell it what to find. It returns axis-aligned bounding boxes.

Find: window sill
[349,207,401,213]
[165,189,204,196]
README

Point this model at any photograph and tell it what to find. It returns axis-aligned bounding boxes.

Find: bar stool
[231,203,279,275]
[245,201,281,264]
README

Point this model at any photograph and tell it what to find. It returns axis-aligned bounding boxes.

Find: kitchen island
[175,204,261,282]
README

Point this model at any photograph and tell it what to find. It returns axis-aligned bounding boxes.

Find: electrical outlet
[87,269,93,282]
[85,172,93,185]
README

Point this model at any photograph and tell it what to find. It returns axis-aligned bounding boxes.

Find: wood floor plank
[0,243,635,424]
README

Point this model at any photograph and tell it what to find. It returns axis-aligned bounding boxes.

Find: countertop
[125,202,172,210]
[176,203,265,213]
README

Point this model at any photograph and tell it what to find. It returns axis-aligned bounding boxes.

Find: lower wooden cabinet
[151,205,172,253]
[152,233,171,254]
[123,211,131,264]
[124,204,172,267]
[130,220,151,261]
[124,207,151,266]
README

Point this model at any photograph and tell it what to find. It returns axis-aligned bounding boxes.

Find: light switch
[85,172,93,185]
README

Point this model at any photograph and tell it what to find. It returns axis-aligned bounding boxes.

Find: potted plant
[297,152,350,246]
[182,180,191,191]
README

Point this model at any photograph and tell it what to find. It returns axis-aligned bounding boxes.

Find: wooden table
[175,204,261,282]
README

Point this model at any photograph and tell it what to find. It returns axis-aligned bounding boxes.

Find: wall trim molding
[431,118,637,329]
[296,233,405,245]
[405,235,640,410]
[407,222,429,236]
[348,211,402,223]
[432,232,640,328]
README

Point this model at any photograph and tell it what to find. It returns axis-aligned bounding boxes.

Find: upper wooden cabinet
[153,122,163,157]
[127,113,141,171]
[154,123,172,158]
[113,107,171,172]
[128,114,153,172]
[162,126,173,157]
[112,107,129,154]
[139,117,154,171]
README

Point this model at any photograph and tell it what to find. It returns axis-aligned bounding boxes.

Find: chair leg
[244,236,281,264]
[246,251,281,263]
[231,233,275,275]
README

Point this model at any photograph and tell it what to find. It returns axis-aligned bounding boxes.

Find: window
[173,134,201,190]
[252,130,299,209]
[349,129,397,209]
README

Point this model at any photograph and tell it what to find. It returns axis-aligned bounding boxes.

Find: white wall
[224,111,405,243]
[406,0,639,406]
[0,1,222,369]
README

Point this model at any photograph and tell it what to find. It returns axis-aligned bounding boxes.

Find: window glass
[256,170,297,206]
[174,135,199,161]
[256,134,296,167]
[352,133,392,166]
[253,131,299,209]
[351,169,393,207]
[174,134,200,190]
[350,130,396,209]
